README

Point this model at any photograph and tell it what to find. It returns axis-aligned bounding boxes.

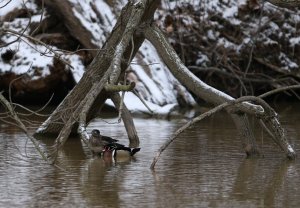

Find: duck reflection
[38,135,133,207]
[80,155,134,207]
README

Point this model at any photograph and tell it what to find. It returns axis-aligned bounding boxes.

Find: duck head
[91,129,101,137]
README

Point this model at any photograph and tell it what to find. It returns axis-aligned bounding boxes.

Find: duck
[89,129,105,155]
[89,129,140,157]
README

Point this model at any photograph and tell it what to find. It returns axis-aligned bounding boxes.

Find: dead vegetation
[158,1,300,98]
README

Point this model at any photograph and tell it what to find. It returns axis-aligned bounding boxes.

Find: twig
[0,92,49,162]
[30,0,45,36]
[259,84,300,98]
[3,28,73,69]
[0,0,12,8]
[132,89,154,114]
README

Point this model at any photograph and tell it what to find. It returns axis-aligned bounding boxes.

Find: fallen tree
[0,0,297,165]
[35,0,295,160]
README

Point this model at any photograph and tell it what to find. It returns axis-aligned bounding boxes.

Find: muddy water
[0,102,299,208]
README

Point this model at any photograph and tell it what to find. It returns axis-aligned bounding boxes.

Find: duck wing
[104,142,141,156]
[105,142,125,150]
[101,135,118,145]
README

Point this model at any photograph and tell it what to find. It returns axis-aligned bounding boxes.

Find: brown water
[0,102,300,208]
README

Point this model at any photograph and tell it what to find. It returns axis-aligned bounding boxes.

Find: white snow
[279,52,298,70]
[2,0,300,115]
[1,16,53,77]
[290,37,300,47]
[106,92,177,116]
[0,0,196,115]
[0,0,37,17]
[222,6,237,18]
[207,30,216,41]
[69,0,116,46]
[128,40,196,108]
[64,54,85,83]
[196,54,209,66]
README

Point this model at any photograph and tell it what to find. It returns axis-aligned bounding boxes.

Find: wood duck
[89,129,140,157]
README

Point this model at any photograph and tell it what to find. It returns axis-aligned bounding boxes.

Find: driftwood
[150,95,297,169]
[1,0,297,166]
[31,0,296,164]
[144,24,296,168]
[152,84,300,169]
[34,1,161,160]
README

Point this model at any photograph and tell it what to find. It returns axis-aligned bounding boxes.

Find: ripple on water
[1,104,300,207]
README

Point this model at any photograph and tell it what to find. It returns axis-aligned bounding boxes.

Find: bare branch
[110,93,140,147]
[259,84,300,98]
[3,28,74,68]
[144,23,261,155]
[104,82,136,92]
[0,92,49,162]
[150,95,296,170]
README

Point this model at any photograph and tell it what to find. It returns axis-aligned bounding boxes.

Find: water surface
[0,102,299,207]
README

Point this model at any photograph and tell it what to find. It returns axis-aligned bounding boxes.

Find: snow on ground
[64,54,85,83]
[3,0,300,113]
[132,41,178,105]
[0,0,195,115]
[106,92,178,116]
[0,8,83,80]
[0,5,53,77]
[160,0,300,74]
[0,0,37,16]
[69,0,116,46]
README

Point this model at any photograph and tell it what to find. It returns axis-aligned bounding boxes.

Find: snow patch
[69,0,116,46]
[106,93,177,116]
[290,37,300,47]
[64,54,85,83]
[0,0,37,17]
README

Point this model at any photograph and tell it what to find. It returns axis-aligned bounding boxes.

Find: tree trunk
[110,93,139,147]
[41,0,98,56]
[35,0,160,151]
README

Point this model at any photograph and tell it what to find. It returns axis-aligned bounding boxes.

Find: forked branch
[150,96,296,169]
[144,24,296,161]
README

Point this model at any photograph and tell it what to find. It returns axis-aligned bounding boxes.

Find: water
[0,102,299,208]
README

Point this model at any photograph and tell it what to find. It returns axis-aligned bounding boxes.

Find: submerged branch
[144,24,261,155]
[150,96,296,170]
[145,23,297,160]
